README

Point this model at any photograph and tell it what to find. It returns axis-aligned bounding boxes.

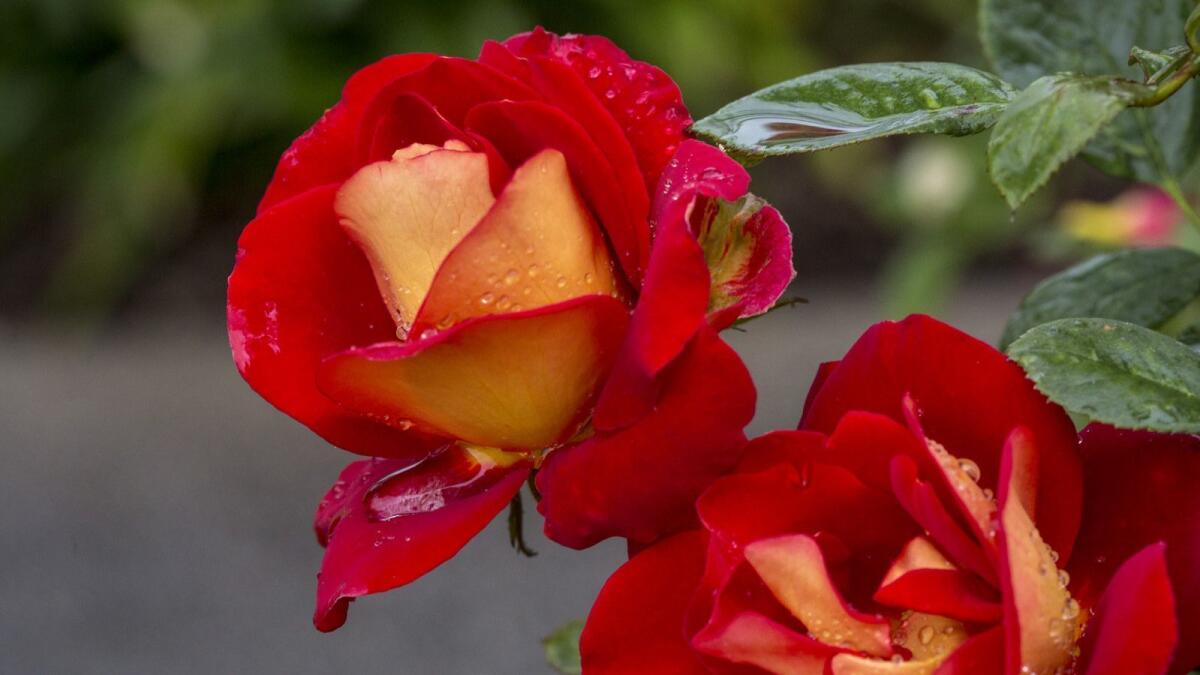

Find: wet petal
[932,626,1005,675]
[414,149,623,333]
[227,186,441,459]
[594,140,751,430]
[996,430,1083,674]
[334,143,495,335]
[580,530,711,675]
[801,315,1082,560]
[317,296,628,450]
[745,534,893,657]
[466,96,649,286]
[889,456,996,585]
[694,611,833,675]
[500,28,692,190]
[536,328,753,548]
[874,537,1002,623]
[312,445,528,631]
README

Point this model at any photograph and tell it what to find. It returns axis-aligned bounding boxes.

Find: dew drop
[918,625,935,645]
[957,458,981,482]
[479,292,495,305]
[555,276,568,289]
[496,295,513,311]
[1057,569,1070,588]
[527,263,539,277]
[583,272,594,284]
[418,328,438,341]
[1062,598,1080,620]
[503,269,520,285]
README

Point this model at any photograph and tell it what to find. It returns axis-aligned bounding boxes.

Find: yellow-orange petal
[998,430,1083,672]
[415,149,623,333]
[316,296,629,450]
[692,611,830,675]
[880,537,956,588]
[744,534,893,658]
[335,141,494,337]
[829,613,966,674]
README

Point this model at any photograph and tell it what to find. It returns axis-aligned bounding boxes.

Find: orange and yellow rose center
[709,438,1086,675]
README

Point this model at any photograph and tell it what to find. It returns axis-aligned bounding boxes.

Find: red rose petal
[580,530,712,675]
[465,99,648,286]
[227,186,441,459]
[1069,425,1200,673]
[1077,543,1178,675]
[536,327,753,548]
[594,140,750,431]
[802,315,1082,562]
[501,28,692,191]
[312,446,529,631]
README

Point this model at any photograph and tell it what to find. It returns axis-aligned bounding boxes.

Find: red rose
[226,28,794,631]
[583,315,1200,674]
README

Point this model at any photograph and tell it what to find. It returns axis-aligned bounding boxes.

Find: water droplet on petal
[503,269,520,285]
[958,458,981,482]
[479,292,495,305]
[918,626,935,645]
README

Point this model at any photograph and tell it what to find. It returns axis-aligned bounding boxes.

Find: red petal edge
[312,446,529,631]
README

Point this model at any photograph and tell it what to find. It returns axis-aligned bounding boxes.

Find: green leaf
[543,620,584,675]
[980,0,1200,184]
[1008,318,1200,433]
[690,62,1015,160]
[1000,247,1200,349]
[988,74,1135,208]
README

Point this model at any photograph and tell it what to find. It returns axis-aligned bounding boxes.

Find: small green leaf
[1008,318,1200,433]
[543,620,584,675]
[988,74,1135,208]
[1000,247,1200,349]
[691,62,1015,160]
[980,0,1200,184]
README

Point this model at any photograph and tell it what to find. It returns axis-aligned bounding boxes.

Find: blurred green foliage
[1,0,1032,319]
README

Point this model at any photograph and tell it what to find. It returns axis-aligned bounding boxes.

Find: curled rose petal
[594,140,753,430]
[317,296,628,450]
[313,445,529,631]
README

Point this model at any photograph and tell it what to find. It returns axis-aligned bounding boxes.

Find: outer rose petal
[317,296,629,451]
[312,447,529,631]
[536,327,754,548]
[697,196,796,329]
[1077,543,1178,675]
[501,27,692,191]
[227,186,440,460]
[1069,425,1200,674]
[580,530,712,675]
[258,53,438,211]
[594,140,751,430]
[801,315,1082,561]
